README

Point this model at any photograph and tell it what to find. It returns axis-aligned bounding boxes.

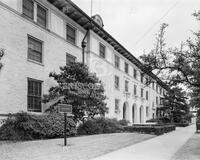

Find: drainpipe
[81,29,90,65]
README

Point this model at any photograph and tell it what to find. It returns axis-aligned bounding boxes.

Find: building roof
[47,0,170,90]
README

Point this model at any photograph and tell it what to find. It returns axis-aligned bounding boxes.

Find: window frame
[27,35,43,64]
[36,3,48,28]
[114,55,120,69]
[134,84,137,95]
[114,75,120,90]
[66,24,77,45]
[66,53,76,65]
[141,88,144,98]
[146,90,148,100]
[124,62,129,74]
[125,80,129,92]
[22,0,48,28]
[133,68,137,79]
[99,43,106,59]
[115,99,120,112]
[27,78,42,112]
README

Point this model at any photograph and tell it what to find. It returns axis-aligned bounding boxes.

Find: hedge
[165,123,189,127]
[77,117,124,135]
[0,112,76,140]
[124,124,176,135]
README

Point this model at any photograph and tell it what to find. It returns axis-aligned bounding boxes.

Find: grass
[0,132,155,160]
[171,132,200,160]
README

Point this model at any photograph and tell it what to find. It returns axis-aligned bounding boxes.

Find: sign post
[58,104,72,146]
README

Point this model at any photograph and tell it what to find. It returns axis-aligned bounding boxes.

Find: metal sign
[58,104,72,113]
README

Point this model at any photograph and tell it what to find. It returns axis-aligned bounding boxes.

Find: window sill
[27,59,44,66]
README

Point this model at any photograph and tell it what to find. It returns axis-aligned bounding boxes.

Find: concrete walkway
[92,125,195,160]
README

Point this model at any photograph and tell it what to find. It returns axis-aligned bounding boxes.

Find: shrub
[118,119,129,126]
[0,112,76,141]
[146,117,171,124]
[77,117,123,135]
[124,124,175,135]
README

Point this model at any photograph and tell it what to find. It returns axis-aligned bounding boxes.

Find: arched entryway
[132,104,137,123]
[123,102,129,120]
[139,105,144,123]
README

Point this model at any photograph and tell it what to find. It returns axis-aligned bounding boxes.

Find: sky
[72,0,200,58]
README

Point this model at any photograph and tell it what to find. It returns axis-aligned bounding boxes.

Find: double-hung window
[133,69,137,79]
[124,62,129,74]
[37,4,47,28]
[23,0,34,20]
[134,85,137,95]
[99,43,106,58]
[141,88,144,98]
[67,24,76,44]
[115,99,120,113]
[28,79,42,112]
[28,36,43,63]
[125,80,129,92]
[23,0,47,28]
[66,53,76,65]
[114,55,120,69]
[146,91,148,100]
[115,75,119,90]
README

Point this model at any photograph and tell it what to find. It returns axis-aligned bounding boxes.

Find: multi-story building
[0,0,169,123]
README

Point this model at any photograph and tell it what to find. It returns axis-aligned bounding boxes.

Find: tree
[162,86,189,123]
[0,49,5,71]
[43,62,108,123]
[140,11,200,109]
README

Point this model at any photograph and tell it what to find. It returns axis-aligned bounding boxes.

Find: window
[114,55,120,68]
[134,85,137,95]
[156,84,158,92]
[37,4,47,28]
[23,0,34,20]
[28,36,43,63]
[67,24,76,44]
[115,75,120,90]
[23,0,47,28]
[152,82,155,90]
[99,43,106,58]
[66,53,76,65]
[141,88,144,97]
[28,79,42,112]
[156,96,158,105]
[160,88,162,94]
[146,91,148,100]
[133,69,137,79]
[125,80,129,92]
[140,73,144,83]
[115,99,120,113]
[146,106,149,117]
[124,62,129,74]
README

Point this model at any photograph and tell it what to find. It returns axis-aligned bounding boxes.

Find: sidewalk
[92,125,195,160]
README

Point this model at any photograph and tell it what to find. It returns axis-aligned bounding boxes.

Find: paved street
[0,132,154,160]
[92,125,195,160]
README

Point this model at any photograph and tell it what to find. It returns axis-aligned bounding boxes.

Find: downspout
[81,29,90,65]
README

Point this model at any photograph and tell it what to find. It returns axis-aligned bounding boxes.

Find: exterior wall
[0,0,167,123]
[0,0,85,114]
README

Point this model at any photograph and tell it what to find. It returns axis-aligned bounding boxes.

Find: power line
[134,0,180,48]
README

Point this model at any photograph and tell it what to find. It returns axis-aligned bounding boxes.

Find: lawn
[0,132,155,160]
[171,132,200,160]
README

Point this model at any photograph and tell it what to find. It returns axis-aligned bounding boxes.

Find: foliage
[118,119,129,126]
[43,62,108,123]
[124,124,176,135]
[77,117,124,135]
[0,112,76,141]
[140,12,200,110]
[0,48,5,71]
[163,86,189,123]
[146,117,171,124]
